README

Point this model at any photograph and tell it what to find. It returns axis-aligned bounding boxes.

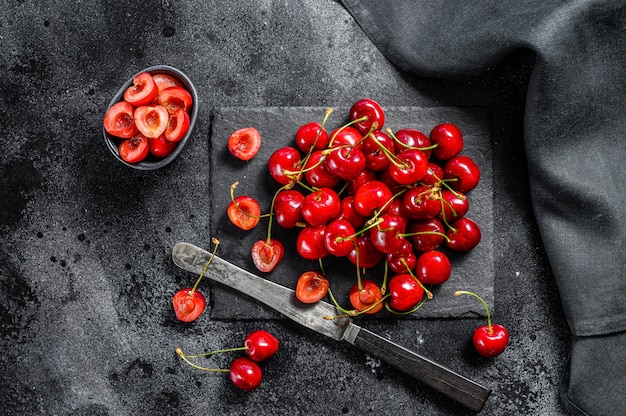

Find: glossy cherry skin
[324,145,366,181]
[349,279,384,314]
[353,180,393,217]
[415,250,451,285]
[172,288,206,322]
[244,330,280,362]
[473,324,509,358]
[386,239,417,274]
[268,146,302,185]
[394,128,432,158]
[388,273,424,312]
[444,155,480,193]
[251,239,284,273]
[349,98,385,134]
[402,185,441,220]
[329,126,363,149]
[335,196,366,229]
[301,187,341,226]
[297,225,329,260]
[347,168,377,196]
[274,189,304,229]
[446,217,481,252]
[408,218,446,253]
[387,148,428,185]
[295,121,329,153]
[429,123,463,160]
[230,357,262,391]
[324,219,356,257]
[369,214,407,254]
[362,130,395,171]
[347,235,384,269]
[438,189,469,223]
[303,150,341,189]
[421,163,444,186]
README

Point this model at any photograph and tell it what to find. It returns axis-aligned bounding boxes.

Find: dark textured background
[0,1,569,415]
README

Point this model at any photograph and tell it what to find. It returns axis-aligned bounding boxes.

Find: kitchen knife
[172,242,490,412]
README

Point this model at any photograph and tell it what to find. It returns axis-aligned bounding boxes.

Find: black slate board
[208,106,493,319]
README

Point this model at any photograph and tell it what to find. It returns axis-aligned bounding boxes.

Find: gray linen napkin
[339,1,626,415]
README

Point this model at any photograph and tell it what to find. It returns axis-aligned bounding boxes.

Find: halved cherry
[172,287,206,322]
[251,239,284,273]
[165,108,190,142]
[148,134,177,158]
[228,127,262,161]
[134,104,169,138]
[158,86,193,114]
[103,101,138,139]
[123,72,158,106]
[295,271,330,304]
[227,195,261,230]
[152,73,181,93]
[119,133,149,163]
[348,279,384,314]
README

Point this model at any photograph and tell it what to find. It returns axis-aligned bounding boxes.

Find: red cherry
[408,218,446,253]
[353,180,393,217]
[362,130,395,171]
[273,189,305,229]
[446,217,481,252]
[455,291,509,358]
[268,146,302,185]
[324,219,356,257]
[349,98,385,134]
[251,239,284,273]
[230,357,263,391]
[387,148,428,185]
[388,273,425,312]
[415,250,451,285]
[347,168,377,196]
[421,163,444,186]
[402,185,441,220]
[347,235,384,269]
[303,150,341,188]
[438,189,469,223]
[296,225,329,260]
[244,330,280,362]
[295,270,330,304]
[443,155,481,193]
[295,121,329,153]
[348,279,384,314]
[369,214,407,254]
[301,187,341,226]
[329,126,363,149]
[324,145,367,181]
[472,324,509,358]
[335,196,366,229]
[429,123,463,160]
[386,240,417,274]
[394,128,432,158]
[172,288,206,322]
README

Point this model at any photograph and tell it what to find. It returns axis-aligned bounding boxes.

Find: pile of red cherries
[227,99,482,316]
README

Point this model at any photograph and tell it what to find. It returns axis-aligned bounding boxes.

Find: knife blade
[172,242,490,412]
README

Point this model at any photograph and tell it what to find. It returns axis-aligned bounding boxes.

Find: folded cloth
[339,1,626,414]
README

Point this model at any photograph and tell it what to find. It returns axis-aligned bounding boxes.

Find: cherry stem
[386,128,439,153]
[385,295,428,316]
[454,290,493,332]
[401,258,433,299]
[184,346,249,359]
[230,181,271,219]
[400,230,451,243]
[327,115,367,147]
[190,237,220,296]
[175,348,230,373]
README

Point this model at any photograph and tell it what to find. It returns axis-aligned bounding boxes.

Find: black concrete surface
[1,1,570,415]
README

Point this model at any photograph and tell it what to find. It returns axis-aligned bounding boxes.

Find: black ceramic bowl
[103,65,198,170]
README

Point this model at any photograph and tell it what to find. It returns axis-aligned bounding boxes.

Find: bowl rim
[102,65,198,171]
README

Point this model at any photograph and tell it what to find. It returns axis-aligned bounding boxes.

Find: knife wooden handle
[344,324,490,412]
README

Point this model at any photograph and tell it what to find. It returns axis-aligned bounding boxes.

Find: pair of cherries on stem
[455,291,509,358]
[176,330,280,391]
